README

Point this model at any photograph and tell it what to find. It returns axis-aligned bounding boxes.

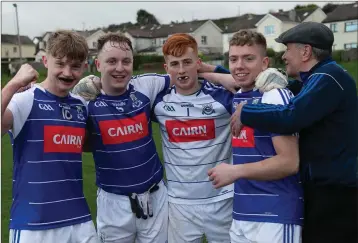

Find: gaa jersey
[153,80,235,205]
[232,88,303,225]
[7,85,92,230]
[87,74,170,195]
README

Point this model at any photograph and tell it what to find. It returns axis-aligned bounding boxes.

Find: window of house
[345,21,358,32]
[264,25,275,35]
[201,36,207,45]
[13,47,17,53]
[332,44,336,50]
[344,43,358,49]
[152,39,156,46]
[330,23,337,32]
[162,38,166,45]
[93,42,97,48]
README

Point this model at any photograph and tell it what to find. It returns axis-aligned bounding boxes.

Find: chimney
[289,9,296,21]
[248,13,253,20]
[279,9,283,13]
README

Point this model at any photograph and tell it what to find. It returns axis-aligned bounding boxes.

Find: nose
[63,65,72,77]
[282,51,287,61]
[234,58,245,70]
[115,62,124,72]
[178,63,185,75]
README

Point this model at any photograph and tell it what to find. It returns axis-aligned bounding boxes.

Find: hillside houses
[2,2,357,66]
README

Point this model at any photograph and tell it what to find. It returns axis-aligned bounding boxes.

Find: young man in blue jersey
[208,30,303,243]
[1,30,99,243]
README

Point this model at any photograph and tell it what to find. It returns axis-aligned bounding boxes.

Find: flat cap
[275,22,334,50]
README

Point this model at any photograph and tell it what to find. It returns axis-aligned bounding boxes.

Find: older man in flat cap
[227,22,358,243]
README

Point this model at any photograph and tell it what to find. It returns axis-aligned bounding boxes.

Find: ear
[262,56,269,71]
[42,55,48,68]
[196,58,202,68]
[302,45,313,62]
[95,58,100,72]
[164,63,169,73]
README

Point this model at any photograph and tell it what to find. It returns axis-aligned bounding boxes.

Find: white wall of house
[35,50,46,62]
[325,20,358,50]
[2,43,36,59]
[193,20,223,53]
[124,32,153,52]
[222,33,234,54]
[86,30,106,49]
[303,8,327,23]
[257,15,285,52]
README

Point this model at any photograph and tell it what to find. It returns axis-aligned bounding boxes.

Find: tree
[294,4,318,10]
[136,9,159,25]
[322,3,338,14]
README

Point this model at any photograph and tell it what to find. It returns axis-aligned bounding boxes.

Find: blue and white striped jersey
[87,74,170,195]
[7,85,91,230]
[153,80,234,204]
[232,88,303,225]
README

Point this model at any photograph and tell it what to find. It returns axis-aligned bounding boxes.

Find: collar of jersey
[172,79,205,97]
[98,84,133,100]
[299,57,335,85]
[35,84,71,100]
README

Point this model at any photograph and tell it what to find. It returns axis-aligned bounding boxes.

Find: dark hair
[97,33,133,53]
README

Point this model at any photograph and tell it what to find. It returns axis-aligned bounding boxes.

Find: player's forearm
[198,72,234,86]
[236,154,299,181]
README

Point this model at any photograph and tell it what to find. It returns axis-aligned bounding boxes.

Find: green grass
[1,61,357,242]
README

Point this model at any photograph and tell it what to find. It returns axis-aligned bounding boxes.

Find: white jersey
[153,80,235,205]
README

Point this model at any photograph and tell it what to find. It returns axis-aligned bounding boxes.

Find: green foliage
[133,54,165,71]
[266,48,275,58]
[136,9,160,25]
[294,4,318,10]
[332,50,344,62]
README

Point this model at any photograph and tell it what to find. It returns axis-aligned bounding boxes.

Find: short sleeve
[130,74,170,107]
[7,89,35,138]
[261,89,295,137]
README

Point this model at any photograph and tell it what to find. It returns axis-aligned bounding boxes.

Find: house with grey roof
[214,13,265,53]
[1,34,36,61]
[255,7,327,52]
[123,19,223,55]
[322,2,358,50]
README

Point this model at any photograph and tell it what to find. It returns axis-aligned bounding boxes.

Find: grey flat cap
[275,22,334,50]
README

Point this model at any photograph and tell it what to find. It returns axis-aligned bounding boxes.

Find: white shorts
[230,220,302,243]
[9,221,98,243]
[96,180,168,243]
[168,198,233,243]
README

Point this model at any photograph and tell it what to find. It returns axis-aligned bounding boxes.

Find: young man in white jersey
[71,33,236,243]
[208,30,303,243]
[1,30,99,243]
[148,33,235,243]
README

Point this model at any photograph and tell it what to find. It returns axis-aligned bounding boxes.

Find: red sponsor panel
[232,126,255,148]
[166,119,215,143]
[99,112,149,145]
[44,126,85,153]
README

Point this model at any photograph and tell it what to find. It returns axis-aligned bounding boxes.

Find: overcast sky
[1,0,341,39]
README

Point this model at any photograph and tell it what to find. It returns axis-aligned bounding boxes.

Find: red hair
[162,33,198,57]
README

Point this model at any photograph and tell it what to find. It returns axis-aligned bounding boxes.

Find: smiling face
[43,54,87,94]
[229,44,268,91]
[42,30,89,97]
[164,47,201,95]
[163,33,202,95]
[96,41,133,96]
[228,30,269,92]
